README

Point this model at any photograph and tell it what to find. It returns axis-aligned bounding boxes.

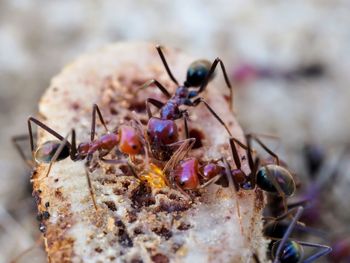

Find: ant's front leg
[198,58,233,110]
[91,104,109,141]
[12,134,35,168]
[190,97,232,136]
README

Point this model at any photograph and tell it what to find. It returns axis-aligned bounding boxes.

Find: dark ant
[140,45,233,161]
[14,104,144,210]
[223,134,296,211]
[265,206,331,263]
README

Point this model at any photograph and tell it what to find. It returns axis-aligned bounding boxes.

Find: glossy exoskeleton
[265,206,332,263]
[17,104,143,210]
[224,134,296,206]
[141,45,233,161]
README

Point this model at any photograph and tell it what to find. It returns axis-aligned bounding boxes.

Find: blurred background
[1,0,350,262]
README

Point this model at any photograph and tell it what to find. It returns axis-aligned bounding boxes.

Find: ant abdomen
[174,158,200,190]
[257,165,296,196]
[186,60,212,87]
[35,140,70,163]
[271,240,303,263]
[147,117,179,145]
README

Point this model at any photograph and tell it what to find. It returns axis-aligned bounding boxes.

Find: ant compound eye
[186,59,212,87]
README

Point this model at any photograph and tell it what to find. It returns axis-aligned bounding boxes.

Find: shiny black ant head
[185,59,213,87]
[35,140,70,163]
[271,240,303,263]
[257,164,296,197]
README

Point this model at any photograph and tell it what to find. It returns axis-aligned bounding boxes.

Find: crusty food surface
[32,42,268,263]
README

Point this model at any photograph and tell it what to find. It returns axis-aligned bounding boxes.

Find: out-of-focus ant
[222,134,296,211]
[13,104,144,210]
[264,206,331,263]
[232,62,325,85]
[140,45,233,161]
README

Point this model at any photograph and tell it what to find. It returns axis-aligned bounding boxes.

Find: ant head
[35,140,70,163]
[185,60,213,87]
[118,126,142,155]
[256,164,296,197]
[271,240,303,263]
[174,158,200,190]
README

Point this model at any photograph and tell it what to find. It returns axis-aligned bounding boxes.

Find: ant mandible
[222,134,296,212]
[15,104,144,210]
[140,45,233,161]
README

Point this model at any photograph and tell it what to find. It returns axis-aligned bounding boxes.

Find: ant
[14,104,144,210]
[222,133,296,212]
[265,206,331,263]
[137,137,225,194]
[139,45,233,161]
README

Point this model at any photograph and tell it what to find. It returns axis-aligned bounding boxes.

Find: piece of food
[32,42,268,262]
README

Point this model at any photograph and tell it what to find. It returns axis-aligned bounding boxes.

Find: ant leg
[273,206,304,263]
[12,134,35,168]
[182,110,190,139]
[248,134,280,165]
[85,155,98,211]
[199,173,223,188]
[229,137,242,170]
[298,241,332,263]
[190,97,232,136]
[91,104,109,142]
[27,117,68,153]
[43,131,72,179]
[156,45,179,85]
[163,138,196,174]
[198,58,233,110]
[223,158,243,234]
[139,79,171,98]
[146,98,164,119]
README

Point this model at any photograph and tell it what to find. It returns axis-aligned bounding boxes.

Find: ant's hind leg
[248,134,280,165]
[12,134,35,168]
[146,98,164,119]
[139,79,172,98]
[190,97,232,137]
[198,58,233,110]
[298,241,332,263]
[156,45,179,85]
[91,104,109,141]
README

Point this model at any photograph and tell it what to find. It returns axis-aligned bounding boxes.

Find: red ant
[140,45,233,161]
[13,104,144,210]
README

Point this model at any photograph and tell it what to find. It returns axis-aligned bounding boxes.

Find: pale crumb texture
[33,42,268,263]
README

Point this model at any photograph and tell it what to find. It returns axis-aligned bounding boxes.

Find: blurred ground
[1,0,350,262]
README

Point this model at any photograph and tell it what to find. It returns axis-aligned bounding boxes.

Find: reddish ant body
[14,104,144,210]
[27,104,143,165]
[141,46,233,161]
